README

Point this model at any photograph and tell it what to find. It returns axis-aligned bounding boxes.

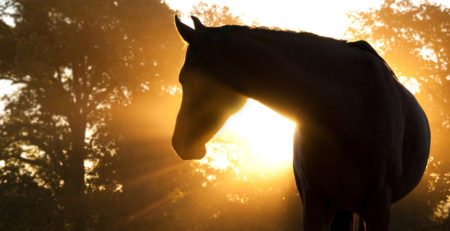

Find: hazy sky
[165,0,449,38]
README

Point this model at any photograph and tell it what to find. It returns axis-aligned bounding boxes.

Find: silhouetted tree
[0,165,62,230]
[348,0,449,229]
[0,0,183,229]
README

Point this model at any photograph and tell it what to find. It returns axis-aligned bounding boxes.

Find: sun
[222,100,296,167]
[200,99,296,173]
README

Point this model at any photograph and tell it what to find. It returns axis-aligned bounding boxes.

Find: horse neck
[212,31,346,126]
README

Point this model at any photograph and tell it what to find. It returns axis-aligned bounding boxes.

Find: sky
[0,80,21,116]
[164,0,449,38]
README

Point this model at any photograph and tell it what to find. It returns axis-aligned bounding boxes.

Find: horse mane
[209,25,398,79]
[211,25,327,42]
[347,40,398,79]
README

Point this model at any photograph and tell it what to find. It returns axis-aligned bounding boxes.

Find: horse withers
[171,16,430,231]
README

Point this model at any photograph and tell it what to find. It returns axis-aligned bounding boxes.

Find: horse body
[172,16,430,231]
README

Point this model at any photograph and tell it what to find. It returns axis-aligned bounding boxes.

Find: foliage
[0,0,183,229]
[0,165,62,230]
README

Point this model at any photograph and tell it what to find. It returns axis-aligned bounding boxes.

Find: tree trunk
[63,113,87,230]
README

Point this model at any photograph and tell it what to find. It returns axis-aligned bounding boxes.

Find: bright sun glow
[195,100,296,174]
[218,100,296,168]
[399,76,421,95]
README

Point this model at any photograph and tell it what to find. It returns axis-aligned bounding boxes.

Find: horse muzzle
[172,138,207,160]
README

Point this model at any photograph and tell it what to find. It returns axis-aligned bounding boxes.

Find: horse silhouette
[172,16,430,231]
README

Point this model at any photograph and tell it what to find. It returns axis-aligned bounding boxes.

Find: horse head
[172,16,247,160]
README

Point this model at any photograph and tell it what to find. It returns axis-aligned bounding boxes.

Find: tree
[0,0,184,229]
[348,0,450,229]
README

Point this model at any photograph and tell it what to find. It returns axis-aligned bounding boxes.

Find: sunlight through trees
[0,0,448,230]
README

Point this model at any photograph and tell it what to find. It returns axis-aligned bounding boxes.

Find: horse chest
[293,125,395,197]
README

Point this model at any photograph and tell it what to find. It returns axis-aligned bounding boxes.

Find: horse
[171,16,430,231]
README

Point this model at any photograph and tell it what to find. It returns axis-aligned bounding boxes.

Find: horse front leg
[302,189,334,231]
[331,212,365,231]
[361,189,391,231]
[330,211,353,231]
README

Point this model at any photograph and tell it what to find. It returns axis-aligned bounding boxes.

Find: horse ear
[191,16,206,30]
[175,15,196,43]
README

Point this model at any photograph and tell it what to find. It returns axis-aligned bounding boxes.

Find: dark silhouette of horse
[172,16,430,231]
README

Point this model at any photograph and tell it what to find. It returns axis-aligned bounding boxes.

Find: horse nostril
[174,143,206,160]
[171,132,207,160]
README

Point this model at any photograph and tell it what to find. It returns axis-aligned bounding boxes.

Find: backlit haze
[1,0,448,229]
[0,0,450,228]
